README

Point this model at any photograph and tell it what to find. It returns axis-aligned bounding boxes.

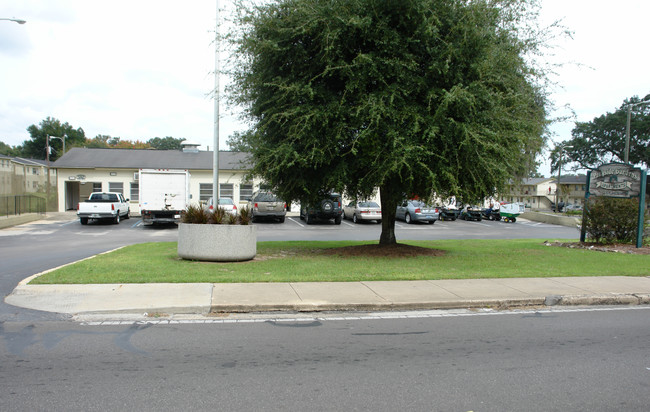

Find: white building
[52,146,259,213]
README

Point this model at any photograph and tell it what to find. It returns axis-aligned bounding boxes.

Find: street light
[555,144,574,213]
[0,18,26,24]
[49,134,66,156]
[624,98,650,164]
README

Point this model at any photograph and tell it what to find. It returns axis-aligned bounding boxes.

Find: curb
[548,293,650,306]
[209,295,648,314]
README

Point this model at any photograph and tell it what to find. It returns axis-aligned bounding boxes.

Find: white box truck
[138,169,190,224]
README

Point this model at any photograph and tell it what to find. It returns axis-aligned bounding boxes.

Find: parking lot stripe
[287,217,305,227]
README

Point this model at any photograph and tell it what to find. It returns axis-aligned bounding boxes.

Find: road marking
[341,220,355,227]
[287,217,304,227]
[61,220,77,226]
[74,231,110,236]
[78,306,650,326]
[131,220,143,228]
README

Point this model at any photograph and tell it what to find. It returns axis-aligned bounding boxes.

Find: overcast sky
[1,1,649,176]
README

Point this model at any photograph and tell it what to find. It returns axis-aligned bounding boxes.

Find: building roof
[0,155,49,167]
[521,177,554,185]
[506,177,554,185]
[554,175,587,184]
[53,148,252,170]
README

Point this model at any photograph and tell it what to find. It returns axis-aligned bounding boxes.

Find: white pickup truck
[77,192,130,225]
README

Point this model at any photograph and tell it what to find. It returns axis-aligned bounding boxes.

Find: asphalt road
[1,307,648,411]
[2,216,647,411]
[0,214,578,322]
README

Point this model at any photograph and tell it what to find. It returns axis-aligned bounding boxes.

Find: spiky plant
[182,204,210,224]
[210,207,226,224]
[227,211,238,225]
[238,206,251,225]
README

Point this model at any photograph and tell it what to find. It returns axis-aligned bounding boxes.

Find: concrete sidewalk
[6,276,650,316]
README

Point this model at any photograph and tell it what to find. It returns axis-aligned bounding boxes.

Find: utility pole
[212,0,220,205]
[46,134,51,211]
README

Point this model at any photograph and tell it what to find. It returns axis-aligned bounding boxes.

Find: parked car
[77,192,130,225]
[343,201,382,224]
[564,203,583,212]
[248,191,286,223]
[208,197,238,216]
[300,192,343,225]
[396,200,439,224]
[550,201,565,212]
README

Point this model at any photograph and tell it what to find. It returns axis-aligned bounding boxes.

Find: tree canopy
[228,0,552,244]
[13,117,188,156]
[23,117,86,161]
[147,136,187,150]
[0,141,22,157]
[555,94,650,172]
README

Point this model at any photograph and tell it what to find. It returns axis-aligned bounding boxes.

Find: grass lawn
[30,239,650,284]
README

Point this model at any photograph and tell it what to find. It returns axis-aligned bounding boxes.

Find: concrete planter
[178,223,257,262]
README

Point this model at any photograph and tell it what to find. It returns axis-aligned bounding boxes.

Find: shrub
[182,204,210,224]
[209,207,226,224]
[227,212,238,224]
[238,206,251,225]
[581,197,647,244]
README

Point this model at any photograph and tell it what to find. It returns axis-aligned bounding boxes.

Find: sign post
[581,163,647,248]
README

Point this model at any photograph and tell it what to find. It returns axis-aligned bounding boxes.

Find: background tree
[228,0,552,245]
[147,136,186,150]
[23,117,86,161]
[85,135,150,149]
[0,141,23,157]
[557,94,650,172]
[85,135,112,148]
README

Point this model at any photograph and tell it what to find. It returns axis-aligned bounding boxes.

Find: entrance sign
[581,163,647,248]
[588,163,643,198]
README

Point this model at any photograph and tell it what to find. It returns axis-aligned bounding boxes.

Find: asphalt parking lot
[1,212,580,242]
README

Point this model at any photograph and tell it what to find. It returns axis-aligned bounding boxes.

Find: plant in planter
[238,206,251,225]
[178,204,257,262]
[209,207,226,224]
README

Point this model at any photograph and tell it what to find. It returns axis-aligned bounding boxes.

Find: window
[93,183,102,192]
[32,167,38,175]
[108,182,123,194]
[220,183,234,199]
[130,183,139,202]
[199,184,212,201]
[240,184,253,201]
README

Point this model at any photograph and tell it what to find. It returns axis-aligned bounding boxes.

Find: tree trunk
[379,184,400,245]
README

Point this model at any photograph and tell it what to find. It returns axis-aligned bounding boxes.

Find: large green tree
[555,94,650,172]
[23,117,86,161]
[228,0,550,245]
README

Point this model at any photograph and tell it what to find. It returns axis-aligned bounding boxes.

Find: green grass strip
[30,239,650,284]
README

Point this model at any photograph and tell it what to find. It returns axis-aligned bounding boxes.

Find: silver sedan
[343,201,382,224]
[396,200,439,224]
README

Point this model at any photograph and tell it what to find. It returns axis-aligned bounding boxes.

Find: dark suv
[300,192,343,225]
